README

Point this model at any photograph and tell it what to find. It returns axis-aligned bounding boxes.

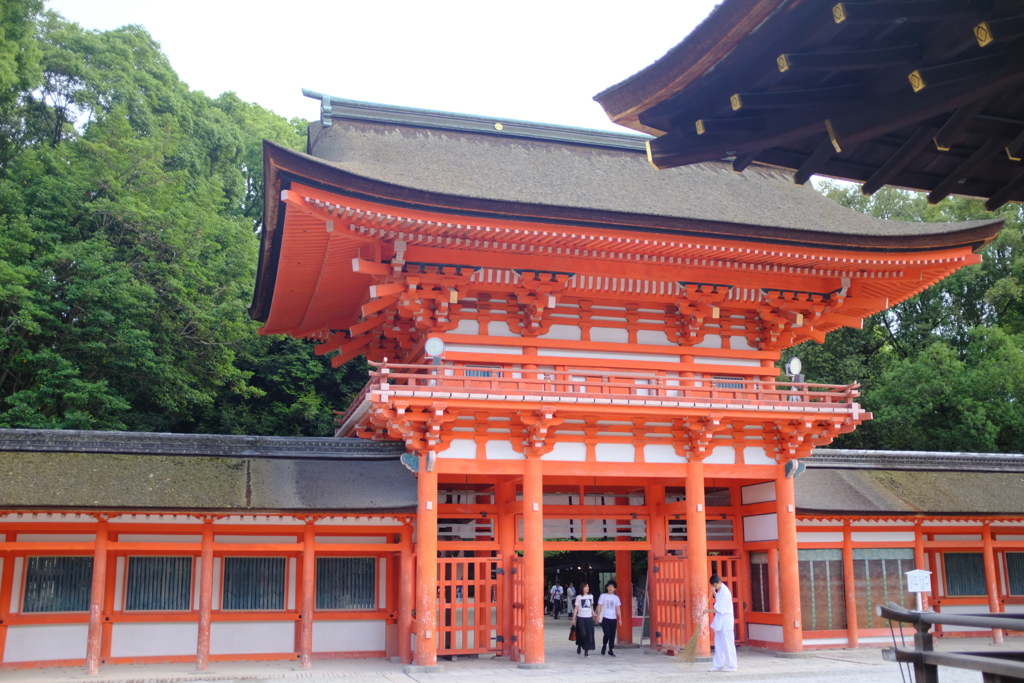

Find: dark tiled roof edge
[303,89,651,151]
[810,448,1024,473]
[0,428,405,461]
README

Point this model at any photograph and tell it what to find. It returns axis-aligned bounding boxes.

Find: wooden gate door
[650,555,688,651]
[437,557,503,656]
[510,557,524,661]
[709,554,744,645]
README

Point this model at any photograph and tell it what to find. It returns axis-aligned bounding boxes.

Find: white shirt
[550,585,563,600]
[711,584,734,632]
[597,593,621,620]
[574,594,595,618]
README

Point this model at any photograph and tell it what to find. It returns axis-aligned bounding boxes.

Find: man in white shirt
[705,574,737,672]
[549,581,564,619]
[597,580,623,657]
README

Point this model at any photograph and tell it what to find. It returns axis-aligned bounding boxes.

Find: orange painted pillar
[299,521,316,667]
[686,459,710,658]
[496,477,517,658]
[615,494,633,646]
[645,482,666,646]
[776,466,803,652]
[982,524,1004,644]
[101,534,117,660]
[415,462,439,666]
[398,524,414,664]
[913,520,929,612]
[196,519,214,670]
[522,455,545,665]
[0,534,13,663]
[85,520,109,676]
[842,519,858,648]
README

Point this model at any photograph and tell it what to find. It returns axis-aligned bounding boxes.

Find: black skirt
[575,616,595,652]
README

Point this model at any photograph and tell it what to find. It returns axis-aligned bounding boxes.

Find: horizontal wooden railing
[351,361,861,412]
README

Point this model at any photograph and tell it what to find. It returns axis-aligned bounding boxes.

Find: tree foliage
[787,183,1024,452]
[0,8,364,435]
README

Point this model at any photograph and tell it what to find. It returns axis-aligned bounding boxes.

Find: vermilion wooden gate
[709,553,744,644]
[650,555,689,651]
[437,557,503,656]
[510,557,524,661]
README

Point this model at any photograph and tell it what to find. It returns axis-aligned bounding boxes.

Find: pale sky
[44,0,720,132]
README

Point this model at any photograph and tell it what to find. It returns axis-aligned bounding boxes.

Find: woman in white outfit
[705,574,737,672]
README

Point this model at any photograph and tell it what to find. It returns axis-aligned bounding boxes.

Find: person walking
[706,574,737,672]
[597,580,622,656]
[571,582,596,657]
[550,581,564,619]
[566,582,576,605]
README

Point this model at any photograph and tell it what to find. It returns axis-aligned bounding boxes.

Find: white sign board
[906,569,932,593]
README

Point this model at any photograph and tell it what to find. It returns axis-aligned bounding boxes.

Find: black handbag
[568,624,577,641]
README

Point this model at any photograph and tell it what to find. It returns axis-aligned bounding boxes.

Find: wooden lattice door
[510,557,524,661]
[650,555,688,651]
[437,557,503,656]
[709,554,744,644]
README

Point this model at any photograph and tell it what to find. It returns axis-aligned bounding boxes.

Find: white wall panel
[16,534,95,542]
[595,443,635,462]
[210,621,293,655]
[10,557,22,613]
[797,532,844,543]
[744,513,779,542]
[487,321,517,337]
[637,329,673,346]
[741,481,776,505]
[439,439,477,459]
[694,356,762,367]
[115,556,125,611]
[729,335,757,351]
[741,446,775,465]
[288,557,297,610]
[542,442,587,461]
[704,446,735,464]
[486,440,524,460]
[539,324,582,341]
[4,624,88,662]
[214,535,297,544]
[118,534,201,543]
[936,603,993,632]
[851,532,915,542]
[537,348,679,363]
[318,537,387,544]
[694,334,722,349]
[447,344,522,356]
[590,327,629,343]
[449,319,479,335]
[312,620,386,652]
[747,623,784,643]
[644,444,686,463]
[111,622,198,657]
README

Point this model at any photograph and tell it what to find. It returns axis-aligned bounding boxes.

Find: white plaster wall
[803,637,849,645]
[449,319,480,335]
[378,558,386,609]
[193,557,202,610]
[318,537,387,543]
[16,534,95,542]
[850,532,915,542]
[313,620,387,652]
[933,535,982,541]
[539,324,582,341]
[439,439,477,459]
[111,623,198,657]
[288,557,297,610]
[694,356,762,367]
[214,535,297,544]
[730,335,757,351]
[743,513,779,542]
[214,515,304,525]
[210,621,294,655]
[447,343,522,356]
[936,603,995,632]
[748,623,784,643]
[637,329,673,346]
[486,441,524,460]
[644,444,686,463]
[4,624,88,662]
[537,348,679,363]
[797,532,844,543]
[694,334,722,349]
[997,535,1024,541]
[212,557,221,608]
[595,443,635,462]
[542,442,587,461]
[118,534,201,543]
[704,446,735,464]
[10,556,22,613]
[741,481,776,505]
[487,321,518,337]
[742,446,776,465]
[590,327,629,343]
[115,556,125,611]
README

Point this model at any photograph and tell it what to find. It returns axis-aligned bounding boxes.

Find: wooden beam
[975,16,1024,48]
[927,138,1005,204]
[861,125,936,195]
[1006,128,1024,161]
[833,1,990,25]
[776,46,920,72]
[351,258,391,277]
[908,52,1007,93]
[695,117,766,135]
[934,99,991,151]
[793,137,838,185]
[985,169,1024,211]
[732,151,759,173]
[361,293,401,317]
[731,85,863,111]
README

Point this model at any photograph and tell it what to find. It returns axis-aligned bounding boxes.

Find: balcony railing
[336,362,863,432]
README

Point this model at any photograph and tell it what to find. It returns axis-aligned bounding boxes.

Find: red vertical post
[982,523,1004,644]
[299,521,316,667]
[398,524,414,664]
[85,520,109,676]
[196,519,214,670]
[842,519,858,648]
[686,460,710,658]
[0,533,12,662]
[496,477,516,658]
[522,455,545,665]
[415,463,439,666]
[776,466,803,653]
[645,482,666,647]
[101,537,117,660]
[615,495,633,646]
[914,520,929,612]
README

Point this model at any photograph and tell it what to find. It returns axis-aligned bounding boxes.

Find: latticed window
[1007,553,1024,596]
[316,557,376,610]
[712,376,745,390]
[944,552,986,597]
[125,557,192,611]
[749,552,770,613]
[853,548,915,628]
[22,556,92,613]
[222,557,285,610]
[798,549,846,631]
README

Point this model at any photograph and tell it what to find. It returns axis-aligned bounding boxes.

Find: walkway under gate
[437,557,503,657]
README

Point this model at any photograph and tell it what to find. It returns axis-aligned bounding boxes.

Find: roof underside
[595,0,1024,210]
